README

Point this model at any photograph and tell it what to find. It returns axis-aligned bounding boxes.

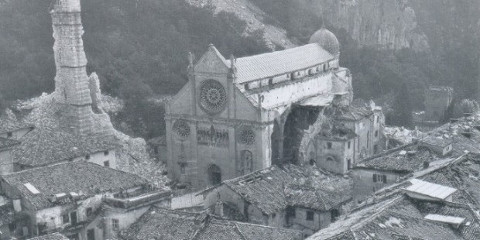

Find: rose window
[173,120,190,140]
[199,79,227,115]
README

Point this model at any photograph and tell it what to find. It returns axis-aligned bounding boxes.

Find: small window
[272,213,276,219]
[86,207,93,216]
[375,130,379,138]
[112,219,120,231]
[104,151,109,156]
[63,214,70,223]
[154,146,159,154]
[308,69,313,75]
[348,141,351,149]
[103,161,110,167]
[86,155,90,160]
[7,132,13,138]
[375,116,379,123]
[309,159,316,166]
[327,142,332,149]
[245,83,250,90]
[287,73,292,79]
[327,157,335,162]
[268,78,274,86]
[306,211,314,221]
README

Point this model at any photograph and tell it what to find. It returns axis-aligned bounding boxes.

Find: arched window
[309,159,316,166]
[326,156,335,162]
[308,69,313,75]
[208,164,222,185]
[240,150,254,174]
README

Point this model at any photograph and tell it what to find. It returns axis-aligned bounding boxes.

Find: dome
[309,27,340,56]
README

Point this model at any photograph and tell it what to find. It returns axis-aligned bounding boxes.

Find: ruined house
[307,191,480,240]
[202,164,352,236]
[120,207,303,240]
[0,162,151,239]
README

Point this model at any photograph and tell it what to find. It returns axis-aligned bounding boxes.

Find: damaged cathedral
[165,27,385,189]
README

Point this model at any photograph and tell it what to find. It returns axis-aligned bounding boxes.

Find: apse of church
[166,28,355,189]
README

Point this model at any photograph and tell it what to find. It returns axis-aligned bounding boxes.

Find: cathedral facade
[165,28,354,189]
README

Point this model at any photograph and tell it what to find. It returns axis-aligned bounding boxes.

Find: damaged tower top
[50,0,112,136]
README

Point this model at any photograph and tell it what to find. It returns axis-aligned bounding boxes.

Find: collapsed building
[165,26,385,189]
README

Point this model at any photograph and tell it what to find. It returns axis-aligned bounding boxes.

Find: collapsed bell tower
[50,0,112,137]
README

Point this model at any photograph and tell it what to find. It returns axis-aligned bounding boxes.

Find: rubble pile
[13,93,169,189]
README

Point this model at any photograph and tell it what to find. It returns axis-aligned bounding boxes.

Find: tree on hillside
[388,83,413,128]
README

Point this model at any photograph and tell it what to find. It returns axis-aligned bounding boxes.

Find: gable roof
[121,208,302,240]
[231,43,333,84]
[2,162,148,210]
[11,127,118,167]
[223,164,352,215]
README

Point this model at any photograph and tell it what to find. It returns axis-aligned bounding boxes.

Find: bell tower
[50,0,97,135]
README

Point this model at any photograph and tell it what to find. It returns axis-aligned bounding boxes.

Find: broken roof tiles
[223,164,352,215]
[11,127,118,167]
[1,161,148,210]
[307,194,480,240]
[122,207,302,240]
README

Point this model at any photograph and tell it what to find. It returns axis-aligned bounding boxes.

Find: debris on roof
[224,164,352,214]
[121,207,302,240]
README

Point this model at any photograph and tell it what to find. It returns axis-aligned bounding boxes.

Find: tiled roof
[11,127,118,167]
[308,195,478,240]
[421,154,480,207]
[2,162,148,210]
[356,145,436,173]
[224,164,352,214]
[27,233,69,240]
[231,43,333,84]
[0,115,33,134]
[0,137,20,150]
[122,208,302,240]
